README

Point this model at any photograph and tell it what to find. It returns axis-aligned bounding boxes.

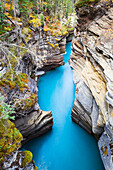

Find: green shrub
[0,94,15,120]
[40,13,44,25]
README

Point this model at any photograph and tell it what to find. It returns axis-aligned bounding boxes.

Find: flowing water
[23,43,104,170]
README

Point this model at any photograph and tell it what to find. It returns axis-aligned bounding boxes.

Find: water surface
[23,43,104,170]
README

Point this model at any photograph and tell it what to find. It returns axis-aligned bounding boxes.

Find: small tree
[40,13,44,26]
[0,94,15,120]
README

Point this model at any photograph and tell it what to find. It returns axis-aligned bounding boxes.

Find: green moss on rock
[0,71,38,112]
[14,93,37,111]
[0,72,29,90]
[22,150,33,167]
[0,119,23,162]
[0,118,38,169]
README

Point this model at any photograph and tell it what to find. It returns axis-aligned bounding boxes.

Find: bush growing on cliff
[0,94,15,120]
[40,13,44,26]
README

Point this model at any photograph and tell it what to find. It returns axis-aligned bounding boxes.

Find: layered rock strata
[14,34,71,141]
[14,109,53,144]
[20,33,65,74]
[14,32,73,141]
[0,27,73,144]
[0,73,53,143]
[69,0,113,169]
[20,31,73,74]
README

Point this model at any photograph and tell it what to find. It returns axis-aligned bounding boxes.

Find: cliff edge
[69,0,113,169]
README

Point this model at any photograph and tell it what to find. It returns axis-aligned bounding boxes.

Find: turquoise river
[23,42,104,170]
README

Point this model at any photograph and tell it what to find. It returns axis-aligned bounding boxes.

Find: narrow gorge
[0,0,113,169]
[22,42,104,170]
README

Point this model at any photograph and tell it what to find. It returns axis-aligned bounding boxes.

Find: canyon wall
[0,28,72,169]
[69,0,113,169]
[14,31,72,142]
[0,28,73,144]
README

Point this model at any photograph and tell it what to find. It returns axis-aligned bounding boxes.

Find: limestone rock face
[70,0,113,169]
[15,109,53,144]
[39,54,64,71]
[35,33,73,71]
[20,30,74,74]
[20,31,66,74]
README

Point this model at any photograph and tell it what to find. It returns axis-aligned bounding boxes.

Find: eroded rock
[70,0,113,169]
[0,71,53,143]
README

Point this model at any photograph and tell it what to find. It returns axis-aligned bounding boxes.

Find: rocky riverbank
[0,16,73,167]
[14,30,73,142]
[0,1,75,168]
[0,26,73,141]
[69,0,113,169]
[0,25,73,167]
